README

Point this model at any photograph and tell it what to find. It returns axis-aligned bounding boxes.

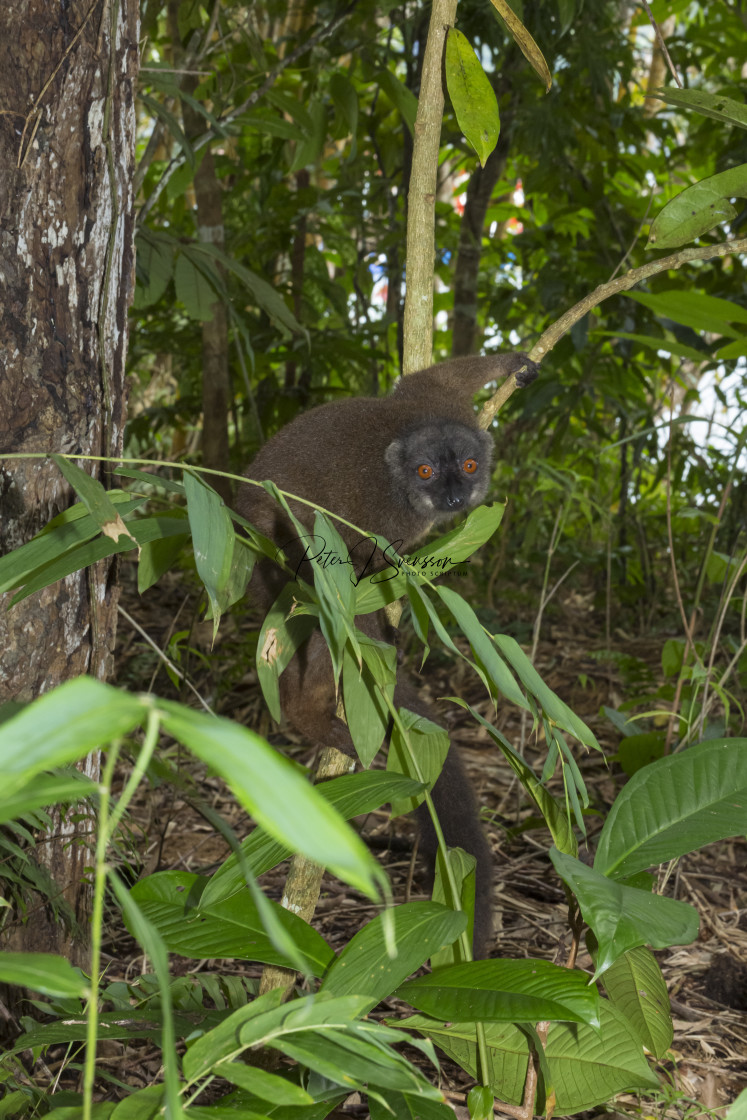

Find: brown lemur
[236,352,539,957]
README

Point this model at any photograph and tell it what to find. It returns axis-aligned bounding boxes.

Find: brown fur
[237,352,537,955]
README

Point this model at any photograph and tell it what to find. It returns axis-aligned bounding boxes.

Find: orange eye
[462,458,478,474]
[417,464,433,479]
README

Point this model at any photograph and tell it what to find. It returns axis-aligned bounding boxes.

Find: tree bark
[451,132,511,357]
[0,0,139,967]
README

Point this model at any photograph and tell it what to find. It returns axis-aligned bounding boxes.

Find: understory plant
[0,467,746,1119]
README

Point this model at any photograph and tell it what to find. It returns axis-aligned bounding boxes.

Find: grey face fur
[384,420,493,520]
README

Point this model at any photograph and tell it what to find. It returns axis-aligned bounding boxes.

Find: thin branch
[479,237,747,426]
[640,0,683,89]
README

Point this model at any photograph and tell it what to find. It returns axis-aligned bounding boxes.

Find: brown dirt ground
[108,560,747,1119]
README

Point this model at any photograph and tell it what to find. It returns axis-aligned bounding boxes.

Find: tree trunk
[0,0,139,969]
[451,133,511,357]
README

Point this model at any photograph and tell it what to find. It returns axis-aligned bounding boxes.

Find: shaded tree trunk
[451,131,511,357]
[0,0,139,969]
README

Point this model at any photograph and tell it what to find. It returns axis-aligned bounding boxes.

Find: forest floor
[112,561,747,1120]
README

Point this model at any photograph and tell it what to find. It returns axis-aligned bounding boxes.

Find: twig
[479,238,747,425]
[639,0,683,89]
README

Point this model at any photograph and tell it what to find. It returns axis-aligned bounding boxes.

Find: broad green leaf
[396,958,600,1026]
[445,29,500,167]
[133,229,175,307]
[451,700,576,855]
[0,495,144,595]
[387,709,450,816]
[0,953,89,998]
[289,98,327,173]
[182,987,286,1081]
[550,848,698,978]
[653,86,747,131]
[437,586,529,711]
[467,1084,495,1120]
[214,1064,314,1105]
[592,329,709,363]
[110,1084,164,1119]
[624,290,747,337]
[430,847,476,967]
[0,771,98,825]
[601,946,673,1059]
[617,732,666,777]
[158,700,382,898]
[594,738,747,879]
[0,678,143,798]
[394,1001,658,1111]
[321,902,467,1010]
[184,471,235,640]
[727,1089,747,1120]
[202,771,424,904]
[369,1092,453,1120]
[354,503,505,616]
[493,634,600,749]
[51,456,136,546]
[648,164,747,248]
[342,637,396,767]
[196,243,304,338]
[256,583,317,723]
[311,511,360,680]
[376,69,418,134]
[49,1107,116,1119]
[174,250,217,321]
[8,513,190,605]
[265,1022,443,1098]
[129,871,334,976]
[137,526,189,593]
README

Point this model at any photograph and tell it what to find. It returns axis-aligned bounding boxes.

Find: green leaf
[592,329,709,363]
[157,700,382,898]
[395,958,600,1026]
[182,987,286,1081]
[354,503,504,616]
[436,586,529,711]
[184,472,235,641]
[430,847,476,967]
[467,1084,495,1120]
[594,738,747,879]
[450,700,576,855]
[265,1022,443,1098]
[0,678,144,799]
[493,634,600,750]
[393,1001,659,1112]
[550,848,698,979]
[343,636,396,767]
[624,289,747,337]
[369,1092,454,1120]
[129,871,334,976]
[256,583,317,723]
[387,709,450,817]
[175,250,217,320]
[321,902,467,1011]
[51,456,135,545]
[202,771,425,904]
[0,953,89,998]
[376,69,418,134]
[647,165,747,248]
[133,229,175,307]
[601,946,673,1059]
[289,99,327,173]
[0,771,98,825]
[218,1064,314,1105]
[652,86,747,131]
[445,29,500,166]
